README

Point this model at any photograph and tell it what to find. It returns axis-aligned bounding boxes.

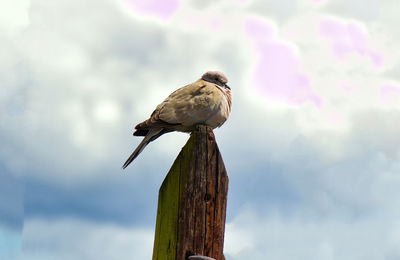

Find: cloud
[380,84,400,105]
[22,172,161,226]
[1,0,400,259]
[249,0,298,22]
[224,108,400,259]
[0,0,30,36]
[0,0,249,182]
[324,0,380,21]
[245,17,322,106]
[124,0,180,20]
[0,167,23,232]
[225,207,400,260]
[0,225,21,260]
[19,218,153,260]
[219,100,400,258]
[319,17,382,66]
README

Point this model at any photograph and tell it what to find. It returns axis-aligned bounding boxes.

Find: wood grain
[152,125,228,260]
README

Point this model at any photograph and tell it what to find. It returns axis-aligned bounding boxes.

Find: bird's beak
[225,84,231,90]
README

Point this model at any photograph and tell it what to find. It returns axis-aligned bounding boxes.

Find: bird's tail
[122,128,165,169]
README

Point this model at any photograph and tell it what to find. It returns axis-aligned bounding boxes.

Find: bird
[122,71,232,169]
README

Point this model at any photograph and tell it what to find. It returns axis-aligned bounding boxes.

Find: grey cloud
[0,0,254,239]
[279,110,400,220]
[225,208,399,259]
[4,1,252,179]
[383,63,400,81]
[19,218,153,260]
[324,0,380,21]
[0,0,250,181]
[222,105,400,226]
[1,0,400,259]
[186,0,222,9]
[0,168,23,230]
[22,171,160,226]
[349,109,400,160]
[250,0,298,22]
[223,109,400,259]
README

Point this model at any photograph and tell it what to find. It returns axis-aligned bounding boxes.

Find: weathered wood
[188,256,216,260]
[152,125,229,260]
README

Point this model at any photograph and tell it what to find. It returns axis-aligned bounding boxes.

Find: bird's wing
[157,80,223,126]
[134,80,223,133]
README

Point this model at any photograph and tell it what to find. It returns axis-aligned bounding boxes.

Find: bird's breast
[204,88,231,128]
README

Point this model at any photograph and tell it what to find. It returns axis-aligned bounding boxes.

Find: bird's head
[201,71,230,89]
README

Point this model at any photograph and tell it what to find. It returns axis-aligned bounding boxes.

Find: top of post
[190,125,216,144]
[193,125,213,134]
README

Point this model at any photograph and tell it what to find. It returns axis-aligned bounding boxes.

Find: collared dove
[122,71,232,169]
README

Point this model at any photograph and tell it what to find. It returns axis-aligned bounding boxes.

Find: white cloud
[1,0,400,259]
[19,217,153,260]
[0,0,30,36]
[1,0,399,182]
[0,0,256,182]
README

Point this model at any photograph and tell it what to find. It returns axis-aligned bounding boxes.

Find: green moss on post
[152,125,229,260]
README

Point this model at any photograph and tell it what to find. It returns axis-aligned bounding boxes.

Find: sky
[1,0,400,259]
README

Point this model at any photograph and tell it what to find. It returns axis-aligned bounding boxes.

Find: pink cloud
[245,18,275,41]
[319,18,383,66]
[126,0,179,20]
[245,18,322,107]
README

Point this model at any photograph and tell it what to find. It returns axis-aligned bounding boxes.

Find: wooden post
[152,125,229,260]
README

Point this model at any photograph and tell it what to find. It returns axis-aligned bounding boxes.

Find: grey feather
[122,128,164,169]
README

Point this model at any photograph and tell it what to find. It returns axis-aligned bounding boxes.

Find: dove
[122,71,232,169]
